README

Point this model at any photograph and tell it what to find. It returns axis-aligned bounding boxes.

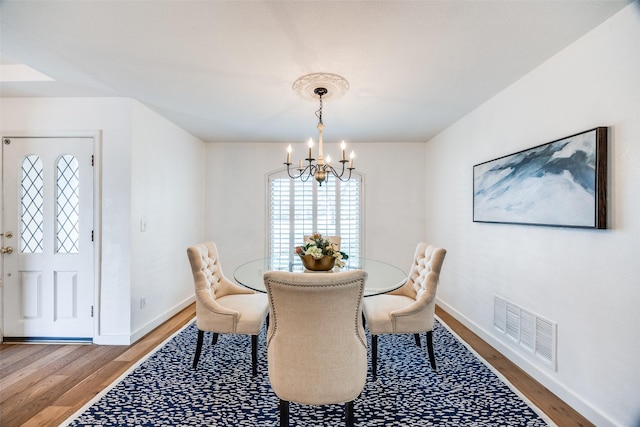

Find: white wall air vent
[505,303,520,341]
[519,310,535,352]
[493,297,506,333]
[493,295,557,371]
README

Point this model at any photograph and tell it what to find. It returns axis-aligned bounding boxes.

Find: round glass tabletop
[233,258,407,296]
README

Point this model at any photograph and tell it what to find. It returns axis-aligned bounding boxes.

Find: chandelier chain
[314,87,327,125]
[315,95,323,125]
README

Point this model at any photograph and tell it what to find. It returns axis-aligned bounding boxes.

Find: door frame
[0,130,102,342]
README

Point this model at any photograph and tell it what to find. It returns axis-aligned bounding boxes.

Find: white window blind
[269,170,362,269]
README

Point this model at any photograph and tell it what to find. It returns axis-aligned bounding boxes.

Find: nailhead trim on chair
[264,279,366,349]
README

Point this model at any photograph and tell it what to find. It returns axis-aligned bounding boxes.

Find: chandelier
[285,74,354,186]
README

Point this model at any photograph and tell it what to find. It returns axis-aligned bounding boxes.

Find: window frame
[266,168,365,268]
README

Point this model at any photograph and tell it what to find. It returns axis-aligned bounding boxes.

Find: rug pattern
[67,320,550,426]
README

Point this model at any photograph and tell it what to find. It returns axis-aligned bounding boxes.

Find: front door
[2,136,94,341]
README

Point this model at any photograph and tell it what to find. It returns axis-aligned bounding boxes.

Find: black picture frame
[473,127,607,229]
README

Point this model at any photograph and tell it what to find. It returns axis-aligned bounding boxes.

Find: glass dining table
[234,257,407,296]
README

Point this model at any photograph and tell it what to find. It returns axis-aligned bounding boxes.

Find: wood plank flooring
[0,303,593,427]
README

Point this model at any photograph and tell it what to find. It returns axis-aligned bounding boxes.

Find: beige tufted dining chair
[264,269,368,427]
[186,241,269,376]
[363,243,447,379]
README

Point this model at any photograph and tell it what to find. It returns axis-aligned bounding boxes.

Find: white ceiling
[0,0,632,143]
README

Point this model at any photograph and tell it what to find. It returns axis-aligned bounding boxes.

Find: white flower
[306,246,324,259]
[334,252,345,268]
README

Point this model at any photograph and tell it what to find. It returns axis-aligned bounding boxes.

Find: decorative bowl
[299,254,335,271]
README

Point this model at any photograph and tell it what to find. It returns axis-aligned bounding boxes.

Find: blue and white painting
[473,129,604,228]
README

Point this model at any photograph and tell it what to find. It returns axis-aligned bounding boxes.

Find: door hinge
[91,305,94,317]
[91,230,94,242]
[91,155,94,166]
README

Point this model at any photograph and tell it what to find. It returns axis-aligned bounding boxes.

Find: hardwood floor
[0,303,593,427]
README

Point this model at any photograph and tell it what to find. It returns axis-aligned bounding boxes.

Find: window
[268,170,363,269]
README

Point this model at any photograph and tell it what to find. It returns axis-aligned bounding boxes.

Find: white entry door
[2,136,94,341]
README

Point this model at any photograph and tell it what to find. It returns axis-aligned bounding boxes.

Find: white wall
[129,101,204,341]
[425,4,640,426]
[0,97,205,344]
[204,142,426,275]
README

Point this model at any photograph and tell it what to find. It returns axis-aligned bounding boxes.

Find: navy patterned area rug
[64,318,554,426]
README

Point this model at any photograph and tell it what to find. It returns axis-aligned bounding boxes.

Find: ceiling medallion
[292,73,350,101]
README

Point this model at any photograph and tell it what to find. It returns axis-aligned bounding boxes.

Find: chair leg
[371,334,378,380]
[193,329,205,369]
[345,400,355,427]
[414,333,421,347]
[251,334,258,377]
[279,399,289,427]
[426,330,436,370]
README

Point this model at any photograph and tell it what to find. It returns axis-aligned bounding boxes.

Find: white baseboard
[130,296,195,343]
[93,334,133,346]
[94,296,195,346]
[435,298,617,427]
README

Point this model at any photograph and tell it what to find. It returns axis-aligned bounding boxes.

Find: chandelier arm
[330,161,346,177]
[285,162,317,181]
[324,164,353,183]
[336,168,353,183]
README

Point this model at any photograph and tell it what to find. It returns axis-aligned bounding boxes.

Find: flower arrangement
[295,232,349,268]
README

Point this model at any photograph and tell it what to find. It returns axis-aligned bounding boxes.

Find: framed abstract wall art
[473,127,607,229]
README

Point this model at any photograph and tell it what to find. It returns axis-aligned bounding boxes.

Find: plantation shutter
[269,170,362,268]
[269,178,291,270]
[339,178,361,264]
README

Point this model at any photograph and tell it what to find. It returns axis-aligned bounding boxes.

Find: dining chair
[264,269,368,427]
[363,243,446,379]
[186,241,269,376]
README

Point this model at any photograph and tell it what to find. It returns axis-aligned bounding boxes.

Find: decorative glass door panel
[56,154,80,254]
[20,155,44,253]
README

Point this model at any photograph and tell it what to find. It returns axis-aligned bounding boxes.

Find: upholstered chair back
[387,243,447,333]
[264,269,368,406]
[187,241,257,334]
